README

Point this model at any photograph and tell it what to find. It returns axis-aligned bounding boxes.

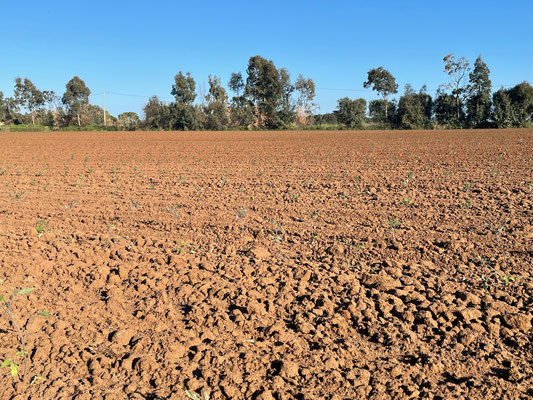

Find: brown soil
[0,129,531,400]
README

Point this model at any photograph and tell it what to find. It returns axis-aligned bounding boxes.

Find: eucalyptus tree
[442,54,470,126]
[363,67,398,120]
[204,75,230,130]
[170,72,198,130]
[295,74,317,125]
[14,78,45,124]
[62,76,91,126]
[466,56,492,128]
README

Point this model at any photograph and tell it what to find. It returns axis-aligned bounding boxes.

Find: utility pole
[103,90,107,126]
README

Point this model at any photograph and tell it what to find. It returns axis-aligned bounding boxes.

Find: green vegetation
[0,287,56,380]
[0,54,531,131]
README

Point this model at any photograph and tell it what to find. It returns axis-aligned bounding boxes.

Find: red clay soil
[0,129,531,400]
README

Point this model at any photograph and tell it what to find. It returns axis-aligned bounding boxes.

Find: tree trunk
[31,112,35,125]
[77,113,81,126]
[384,97,388,121]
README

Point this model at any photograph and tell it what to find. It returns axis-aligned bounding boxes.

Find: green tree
[394,85,433,129]
[118,112,140,127]
[203,75,230,130]
[492,88,512,128]
[491,82,533,128]
[62,76,91,126]
[143,96,172,130]
[363,67,398,121]
[434,88,458,127]
[170,72,198,130]
[368,99,396,124]
[295,74,317,125]
[171,72,196,105]
[466,56,492,128]
[277,68,296,127]
[507,82,533,126]
[87,105,116,125]
[442,54,470,126]
[13,78,45,125]
[0,91,6,123]
[228,72,253,128]
[244,55,283,128]
[334,97,366,129]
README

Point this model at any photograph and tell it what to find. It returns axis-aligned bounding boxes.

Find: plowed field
[0,129,532,400]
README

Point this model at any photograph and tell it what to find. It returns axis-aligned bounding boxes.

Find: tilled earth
[0,129,531,400]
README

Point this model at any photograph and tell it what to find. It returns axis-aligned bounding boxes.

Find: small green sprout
[389,220,401,229]
[461,198,472,208]
[35,220,48,236]
[0,287,56,380]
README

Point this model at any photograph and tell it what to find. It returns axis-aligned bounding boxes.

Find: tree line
[1,54,532,131]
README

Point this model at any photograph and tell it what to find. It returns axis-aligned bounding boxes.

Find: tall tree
[492,88,512,128]
[14,78,45,124]
[507,82,533,126]
[295,74,317,125]
[228,72,254,128]
[394,85,433,129]
[204,75,230,130]
[171,72,196,105]
[434,88,458,127]
[62,76,91,126]
[244,55,283,128]
[466,56,492,128]
[363,67,398,120]
[492,82,533,128]
[334,97,367,129]
[277,68,296,127]
[442,54,470,126]
[143,96,172,130]
[170,72,198,130]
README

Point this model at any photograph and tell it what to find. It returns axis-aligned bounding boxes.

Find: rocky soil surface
[0,129,531,399]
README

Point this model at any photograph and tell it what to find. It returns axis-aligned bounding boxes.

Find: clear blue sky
[1,0,532,117]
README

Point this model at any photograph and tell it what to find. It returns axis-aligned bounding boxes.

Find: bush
[0,124,50,132]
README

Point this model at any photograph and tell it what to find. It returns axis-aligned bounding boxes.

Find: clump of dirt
[0,129,531,399]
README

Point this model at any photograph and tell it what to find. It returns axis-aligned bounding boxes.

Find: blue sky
[1,1,532,117]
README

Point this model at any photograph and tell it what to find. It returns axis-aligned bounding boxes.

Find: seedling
[166,204,183,218]
[388,219,401,239]
[8,190,25,200]
[235,207,248,223]
[35,220,48,236]
[501,275,515,286]
[399,198,412,206]
[269,218,283,243]
[130,199,141,210]
[402,171,414,186]
[462,182,471,192]
[186,389,209,400]
[488,163,501,178]
[0,287,56,380]
[460,198,472,209]
[389,220,401,229]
